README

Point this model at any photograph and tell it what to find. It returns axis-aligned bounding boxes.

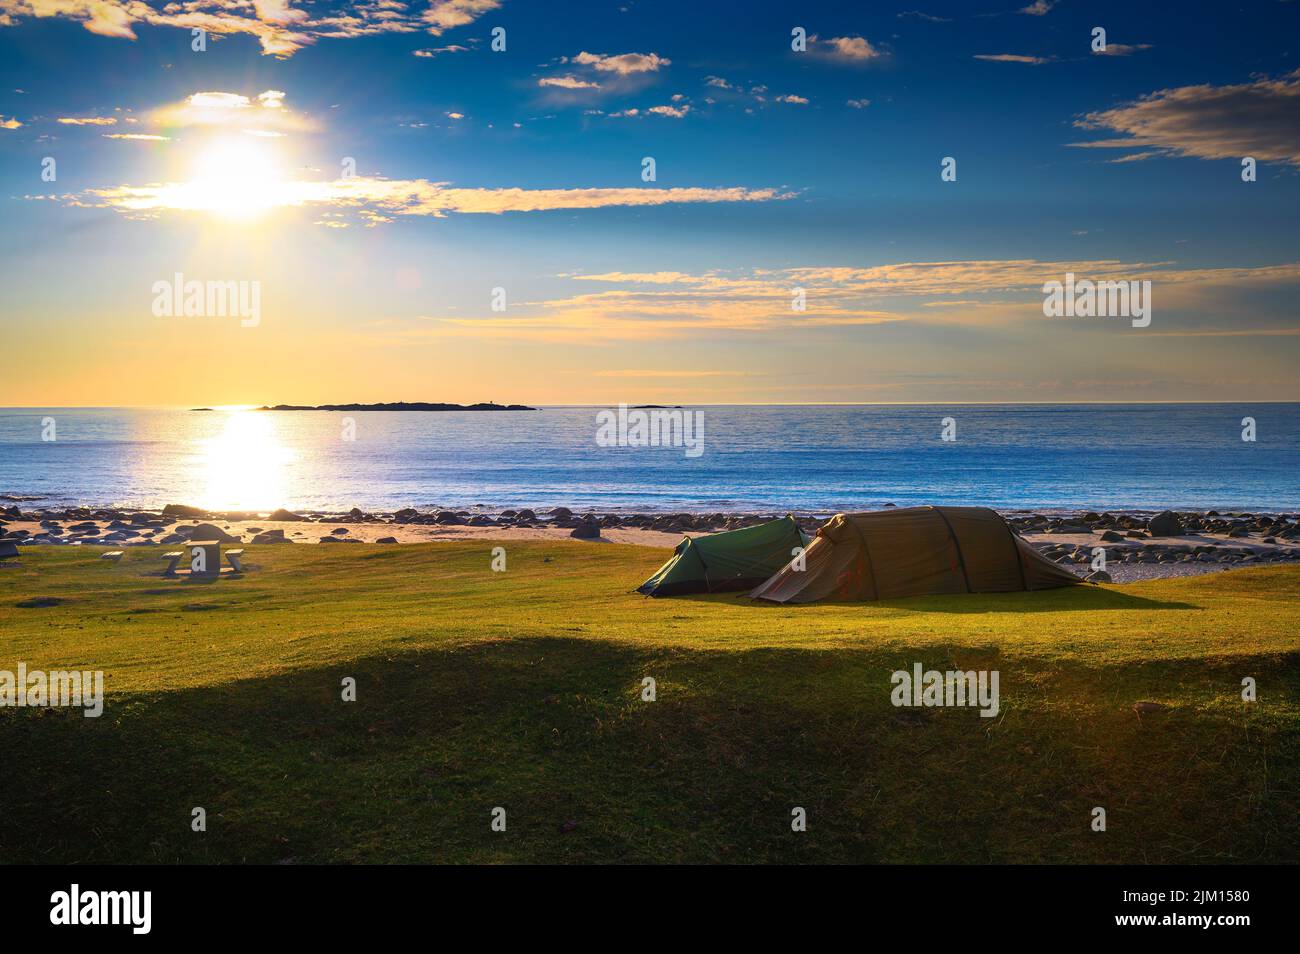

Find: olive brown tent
[637,516,811,597]
[749,506,1080,604]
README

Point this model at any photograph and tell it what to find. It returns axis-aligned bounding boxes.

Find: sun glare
[184,138,285,220]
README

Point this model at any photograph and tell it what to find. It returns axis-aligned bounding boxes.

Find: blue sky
[2,0,1298,405]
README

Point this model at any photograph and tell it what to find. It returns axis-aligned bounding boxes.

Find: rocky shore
[3,503,1298,583]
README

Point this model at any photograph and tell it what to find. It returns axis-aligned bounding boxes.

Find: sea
[0,404,1295,515]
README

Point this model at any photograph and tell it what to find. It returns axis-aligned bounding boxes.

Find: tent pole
[932,507,973,593]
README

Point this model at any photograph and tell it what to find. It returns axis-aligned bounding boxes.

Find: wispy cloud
[1093,43,1153,57]
[898,10,952,22]
[1019,0,1056,15]
[49,177,790,222]
[974,53,1052,65]
[539,75,601,90]
[1072,71,1300,164]
[57,116,117,125]
[414,45,471,57]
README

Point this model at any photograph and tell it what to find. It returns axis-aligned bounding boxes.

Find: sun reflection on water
[194,410,294,511]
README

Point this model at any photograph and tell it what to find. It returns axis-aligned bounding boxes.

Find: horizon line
[2,401,1299,411]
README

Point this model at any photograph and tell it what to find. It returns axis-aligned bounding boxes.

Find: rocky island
[253,402,537,412]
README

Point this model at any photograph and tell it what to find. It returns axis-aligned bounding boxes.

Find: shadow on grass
[0,639,1294,865]
[677,586,1197,613]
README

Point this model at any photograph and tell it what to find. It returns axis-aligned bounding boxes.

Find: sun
[184,138,285,220]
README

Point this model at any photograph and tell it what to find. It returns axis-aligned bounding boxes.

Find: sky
[1,0,1299,406]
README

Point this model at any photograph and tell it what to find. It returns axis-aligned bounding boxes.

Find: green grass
[1,541,1297,864]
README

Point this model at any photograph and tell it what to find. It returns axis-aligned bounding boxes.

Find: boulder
[184,522,241,543]
[1146,511,1183,537]
[267,508,307,522]
[251,530,290,544]
[161,503,207,519]
[570,522,601,540]
[1099,530,1125,542]
[376,536,398,544]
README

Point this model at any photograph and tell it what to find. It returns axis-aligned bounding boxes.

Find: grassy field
[1,540,1297,864]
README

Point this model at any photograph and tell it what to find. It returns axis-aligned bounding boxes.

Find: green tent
[637,516,811,597]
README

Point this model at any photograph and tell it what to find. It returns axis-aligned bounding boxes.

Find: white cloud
[423,0,501,35]
[814,35,883,62]
[0,0,499,57]
[570,51,669,75]
[538,75,602,90]
[151,89,316,132]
